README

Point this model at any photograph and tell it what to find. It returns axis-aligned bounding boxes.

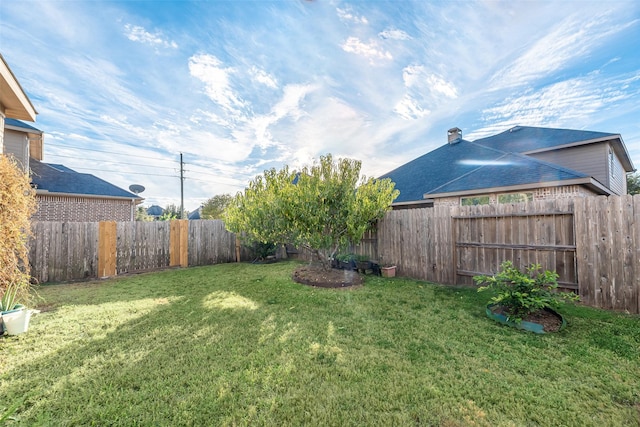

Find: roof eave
[391,199,434,207]
[0,54,37,121]
[423,177,613,200]
[35,189,143,202]
[4,123,43,135]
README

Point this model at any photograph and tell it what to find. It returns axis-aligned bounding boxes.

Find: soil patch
[293,265,363,288]
[493,305,564,332]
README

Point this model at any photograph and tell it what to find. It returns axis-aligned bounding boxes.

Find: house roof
[472,126,617,153]
[379,140,507,203]
[30,158,140,200]
[4,118,42,133]
[147,205,164,216]
[380,125,630,204]
[425,152,589,197]
[475,125,634,172]
[188,209,201,220]
[0,54,37,121]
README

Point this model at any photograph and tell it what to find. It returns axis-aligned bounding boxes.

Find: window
[609,148,615,178]
[461,195,490,206]
[498,192,533,204]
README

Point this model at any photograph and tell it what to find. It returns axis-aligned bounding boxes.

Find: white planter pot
[1,308,33,335]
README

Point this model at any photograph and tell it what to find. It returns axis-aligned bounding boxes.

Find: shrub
[0,155,36,303]
[474,261,578,323]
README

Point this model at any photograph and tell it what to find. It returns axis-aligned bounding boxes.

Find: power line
[46,142,176,162]
[46,153,178,170]
[69,167,179,178]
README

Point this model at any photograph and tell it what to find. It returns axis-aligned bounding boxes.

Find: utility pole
[180,152,185,219]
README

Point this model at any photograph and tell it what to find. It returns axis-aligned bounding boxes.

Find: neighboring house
[146,205,164,220]
[188,207,202,220]
[380,126,635,209]
[1,53,38,163]
[30,157,141,222]
[2,54,141,221]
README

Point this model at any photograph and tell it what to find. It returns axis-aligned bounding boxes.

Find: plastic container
[2,309,33,335]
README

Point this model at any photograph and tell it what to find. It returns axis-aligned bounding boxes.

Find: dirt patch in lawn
[293,265,363,288]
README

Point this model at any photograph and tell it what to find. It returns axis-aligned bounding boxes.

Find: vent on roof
[448,127,462,144]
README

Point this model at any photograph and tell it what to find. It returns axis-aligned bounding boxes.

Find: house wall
[527,143,610,191]
[0,109,4,153]
[3,128,28,171]
[607,143,626,195]
[34,194,135,222]
[433,184,598,206]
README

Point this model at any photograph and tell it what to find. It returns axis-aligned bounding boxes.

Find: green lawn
[1,261,639,426]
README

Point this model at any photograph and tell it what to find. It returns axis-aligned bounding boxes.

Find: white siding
[3,129,28,171]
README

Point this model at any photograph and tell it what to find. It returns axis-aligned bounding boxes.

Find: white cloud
[188,54,246,116]
[341,37,393,63]
[394,95,430,120]
[124,24,178,49]
[249,66,278,89]
[379,28,412,40]
[402,65,458,98]
[336,7,368,24]
[490,12,635,90]
[469,74,636,140]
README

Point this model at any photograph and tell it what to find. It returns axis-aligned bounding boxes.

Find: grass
[1,261,639,426]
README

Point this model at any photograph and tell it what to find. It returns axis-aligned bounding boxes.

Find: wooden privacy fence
[28,196,640,314]
[375,196,639,314]
[29,220,239,283]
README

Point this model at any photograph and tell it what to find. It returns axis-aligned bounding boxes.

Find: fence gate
[453,207,577,290]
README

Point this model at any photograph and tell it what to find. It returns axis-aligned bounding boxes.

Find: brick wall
[33,195,134,221]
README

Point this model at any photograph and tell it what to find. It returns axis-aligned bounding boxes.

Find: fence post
[170,220,189,267]
[98,221,117,278]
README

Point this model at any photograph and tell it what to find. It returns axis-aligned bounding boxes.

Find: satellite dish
[129,184,145,194]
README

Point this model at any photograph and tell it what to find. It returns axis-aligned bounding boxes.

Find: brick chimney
[448,127,462,144]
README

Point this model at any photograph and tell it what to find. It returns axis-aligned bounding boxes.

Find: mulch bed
[492,305,564,332]
[292,265,363,288]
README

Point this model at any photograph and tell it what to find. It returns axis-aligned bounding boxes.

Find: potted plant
[0,282,33,336]
[474,261,578,333]
[381,265,397,278]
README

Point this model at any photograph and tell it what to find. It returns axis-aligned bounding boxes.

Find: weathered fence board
[452,200,577,288]
[30,222,99,283]
[188,220,237,266]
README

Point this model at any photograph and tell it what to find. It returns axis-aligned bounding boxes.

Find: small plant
[474,261,578,323]
[0,282,20,312]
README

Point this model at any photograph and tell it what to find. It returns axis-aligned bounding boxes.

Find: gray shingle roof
[379,140,506,203]
[30,159,140,199]
[472,126,616,153]
[146,205,164,216]
[425,153,587,196]
[379,125,617,204]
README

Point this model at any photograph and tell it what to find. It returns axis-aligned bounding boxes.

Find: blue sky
[2,0,639,211]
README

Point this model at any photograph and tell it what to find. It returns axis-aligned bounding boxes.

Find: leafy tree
[627,172,640,195]
[225,154,399,267]
[0,155,36,302]
[159,204,181,221]
[201,194,233,219]
[135,206,153,221]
